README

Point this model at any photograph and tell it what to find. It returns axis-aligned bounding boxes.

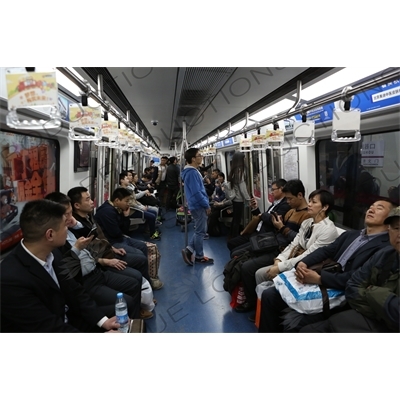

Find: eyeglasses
[271,187,280,191]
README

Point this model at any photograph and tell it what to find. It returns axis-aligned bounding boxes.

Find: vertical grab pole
[180,120,189,247]
[97,145,105,208]
[247,150,254,223]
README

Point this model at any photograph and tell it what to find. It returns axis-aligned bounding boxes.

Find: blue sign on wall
[215,137,234,148]
[294,79,400,124]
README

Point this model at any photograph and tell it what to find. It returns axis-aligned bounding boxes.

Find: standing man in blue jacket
[181,148,214,265]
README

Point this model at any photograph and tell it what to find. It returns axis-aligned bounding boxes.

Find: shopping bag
[145,241,160,279]
[141,277,155,312]
[273,269,346,315]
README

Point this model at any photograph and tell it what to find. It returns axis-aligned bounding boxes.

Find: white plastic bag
[141,277,155,312]
[255,280,275,300]
[273,269,346,314]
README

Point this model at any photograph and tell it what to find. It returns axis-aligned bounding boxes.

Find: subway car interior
[0,66,399,334]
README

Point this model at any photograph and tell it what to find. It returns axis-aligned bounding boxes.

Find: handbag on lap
[249,232,279,254]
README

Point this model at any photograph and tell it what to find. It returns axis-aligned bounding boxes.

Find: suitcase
[145,241,161,279]
[129,319,146,333]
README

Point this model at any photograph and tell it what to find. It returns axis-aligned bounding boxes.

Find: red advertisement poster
[0,131,58,252]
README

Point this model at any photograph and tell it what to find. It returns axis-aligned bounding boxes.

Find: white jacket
[277,217,340,272]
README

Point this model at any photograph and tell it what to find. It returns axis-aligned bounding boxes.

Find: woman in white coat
[255,189,340,283]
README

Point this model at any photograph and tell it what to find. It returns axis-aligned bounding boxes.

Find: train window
[0,130,59,252]
[224,150,236,174]
[316,130,400,230]
[251,150,262,199]
[214,154,221,171]
[264,148,282,203]
[73,140,90,172]
[283,147,299,181]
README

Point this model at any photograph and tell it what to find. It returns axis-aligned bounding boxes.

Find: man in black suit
[227,179,290,253]
[45,191,144,320]
[258,199,395,332]
[0,199,121,332]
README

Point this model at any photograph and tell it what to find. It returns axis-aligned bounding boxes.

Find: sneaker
[156,230,162,236]
[151,278,164,290]
[150,232,160,240]
[155,220,162,226]
[181,248,194,266]
[195,256,214,264]
[204,233,210,240]
[140,309,154,320]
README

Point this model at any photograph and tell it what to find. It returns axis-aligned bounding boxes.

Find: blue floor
[130,209,258,333]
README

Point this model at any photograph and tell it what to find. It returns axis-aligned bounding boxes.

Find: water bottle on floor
[115,292,129,333]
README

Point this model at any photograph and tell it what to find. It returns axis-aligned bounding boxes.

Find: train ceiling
[74,67,337,154]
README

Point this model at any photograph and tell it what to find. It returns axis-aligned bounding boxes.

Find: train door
[223,148,254,228]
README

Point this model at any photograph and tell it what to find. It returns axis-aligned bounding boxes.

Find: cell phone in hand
[271,211,278,220]
[87,225,98,238]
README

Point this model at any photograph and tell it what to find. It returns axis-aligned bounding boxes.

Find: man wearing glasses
[227,179,290,254]
[181,148,214,265]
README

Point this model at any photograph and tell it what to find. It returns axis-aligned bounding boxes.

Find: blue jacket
[181,166,209,211]
[94,201,130,244]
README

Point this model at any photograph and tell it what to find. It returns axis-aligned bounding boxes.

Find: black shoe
[195,256,214,264]
[235,302,256,313]
[181,248,194,266]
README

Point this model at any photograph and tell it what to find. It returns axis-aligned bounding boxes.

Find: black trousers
[112,237,151,282]
[156,181,168,207]
[83,268,141,319]
[240,250,279,306]
[300,309,393,333]
[229,201,244,239]
[259,288,352,333]
[166,185,180,209]
[227,232,252,253]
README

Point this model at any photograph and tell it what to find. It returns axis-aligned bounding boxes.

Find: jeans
[131,209,156,235]
[112,236,150,282]
[187,207,208,259]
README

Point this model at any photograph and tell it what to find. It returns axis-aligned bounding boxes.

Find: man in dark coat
[0,199,120,332]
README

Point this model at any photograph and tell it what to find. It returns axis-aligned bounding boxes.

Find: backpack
[223,251,251,294]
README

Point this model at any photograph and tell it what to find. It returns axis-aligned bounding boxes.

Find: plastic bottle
[115,292,129,333]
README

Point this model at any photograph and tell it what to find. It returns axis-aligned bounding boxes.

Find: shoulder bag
[249,232,279,254]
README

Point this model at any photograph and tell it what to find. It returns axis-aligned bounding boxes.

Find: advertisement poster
[6,71,58,109]
[0,131,58,252]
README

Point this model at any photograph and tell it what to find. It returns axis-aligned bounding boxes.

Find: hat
[384,206,400,224]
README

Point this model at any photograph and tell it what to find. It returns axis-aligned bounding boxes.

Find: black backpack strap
[319,285,330,319]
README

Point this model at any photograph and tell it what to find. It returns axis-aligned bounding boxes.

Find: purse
[288,244,306,259]
[249,232,279,254]
[308,258,343,318]
[308,258,342,274]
